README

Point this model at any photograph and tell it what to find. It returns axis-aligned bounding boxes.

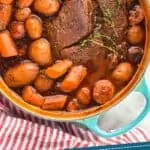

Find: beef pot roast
[46,0,94,52]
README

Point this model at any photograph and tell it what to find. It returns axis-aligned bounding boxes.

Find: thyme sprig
[116,0,125,8]
[93,33,117,49]
[80,32,117,53]
[102,1,119,38]
[88,39,116,53]
[80,0,123,53]
[103,8,112,21]
[116,0,122,7]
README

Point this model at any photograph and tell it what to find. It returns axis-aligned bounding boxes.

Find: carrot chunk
[60,65,87,93]
[22,86,44,107]
[42,95,68,110]
[45,60,72,79]
[0,30,18,57]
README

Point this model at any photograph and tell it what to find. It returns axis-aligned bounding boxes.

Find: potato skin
[111,62,133,83]
[67,99,80,112]
[93,80,115,105]
[0,3,12,31]
[127,25,145,45]
[4,61,39,88]
[15,8,31,21]
[0,0,14,4]
[28,38,52,66]
[18,0,34,8]
[76,87,91,105]
[34,0,60,16]
[34,74,54,92]
[25,15,43,39]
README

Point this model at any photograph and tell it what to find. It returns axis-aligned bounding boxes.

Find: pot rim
[0,0,150,121]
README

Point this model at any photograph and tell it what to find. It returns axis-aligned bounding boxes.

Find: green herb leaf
[93,33,117,48]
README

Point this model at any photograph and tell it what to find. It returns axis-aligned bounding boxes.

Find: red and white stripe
[0,95,150,150]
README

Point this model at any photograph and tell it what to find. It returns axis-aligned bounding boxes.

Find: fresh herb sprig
[93,33,117,49]
[80,0,123,53]
[80,32,118,53]
[116,0,122,7]
[102,1,119,38]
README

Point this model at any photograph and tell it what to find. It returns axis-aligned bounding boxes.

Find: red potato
[0,0,14,4]
[67,99,80,112]
[29,38,52,66]
[93,80,115,105]
[76,87,91,105]
[0,3,12,31]
[9,21,25,40]
[15,8,31,21]
[45,60,73,79]
[60,65,87,93]
[34,0,60,16]
[25,15,43,40]
[42,95,68,110]
[0,30,18,57]
[4,61,39,88]
[34,74,54,92]
[22,86,44,107]
[128,46,143,64]
[129,5,145,26]
[17,0,34,8]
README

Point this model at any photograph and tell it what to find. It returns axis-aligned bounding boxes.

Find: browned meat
[96,0,128,43]
[61,43,105,65]
[46,0,94,51]
[60,1,104,65]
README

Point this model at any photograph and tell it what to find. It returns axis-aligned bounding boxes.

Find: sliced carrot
[60,65,87,93]
[45,60,73,79]
[34,73,54,92]
[22,86,44,107]
[0,30,18,57]
[42,95,68,110]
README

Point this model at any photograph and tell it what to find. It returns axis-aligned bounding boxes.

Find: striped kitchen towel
[0,94,150,150]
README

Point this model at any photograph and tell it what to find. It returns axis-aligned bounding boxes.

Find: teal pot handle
[76,76,150,138]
